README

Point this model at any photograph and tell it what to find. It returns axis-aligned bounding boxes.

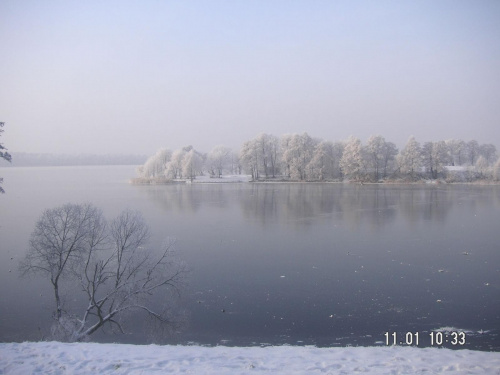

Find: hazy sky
[1,0,499,155]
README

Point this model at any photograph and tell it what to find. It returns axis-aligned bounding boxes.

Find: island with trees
[133,133,500,184]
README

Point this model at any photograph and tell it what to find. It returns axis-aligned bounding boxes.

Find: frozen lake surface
[0,166,499,350]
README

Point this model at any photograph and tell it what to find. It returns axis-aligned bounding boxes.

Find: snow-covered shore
[1,342,499,374]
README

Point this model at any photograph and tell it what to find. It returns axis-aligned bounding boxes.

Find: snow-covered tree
[364,135,398,180]
[340,136,364,180]
[139,148,172,178]
[0,122,12,193]
[475,155,489,178]
[207,145,232,178]
[255,133,280,178]
[466,140,480,166]
[380,141,398,178]
[239,134,280,179]
[182,149,203,181]
[307,140,343,180]
[365,135,384,180]
[446,139,466,166]
[20,203,185,342]
[479,143,498,165]
[281,133,316,180]
[166,148,188,179]
[422,141,449,179]
[240,139,260,180]
[398,136,422,179]
[227,150,241,175]
[494,159,500,181]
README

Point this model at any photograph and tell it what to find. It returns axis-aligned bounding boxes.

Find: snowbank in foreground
[1,342,499,375]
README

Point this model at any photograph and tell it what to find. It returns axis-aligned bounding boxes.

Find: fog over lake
[0,166,499,350]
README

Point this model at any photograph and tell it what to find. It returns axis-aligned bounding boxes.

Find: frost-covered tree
[340,136,364,180]
[138,148,172,178]
[479,144,497,165]
[380,141,398,178]
[207,145,232,178]
[0,122,12,193]
[494,159,500,181]
[475,156,489,179]
[20,203,185,342]
[182,149,203,181]
[240,139,260,180]
[227,150,241,175]
[255,133,280,178]
[239,134,280,179]
[281,133,316,180]
[364,135,397,180]
[365,135,385,181]
[307,140,342,180]
[466,140,480,166]
[446,139,466,166]
[422,141,449,179]
[398,136,422,179]
[166,148,188,179]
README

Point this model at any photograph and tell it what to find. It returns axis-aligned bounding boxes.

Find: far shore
[130,175,500,186]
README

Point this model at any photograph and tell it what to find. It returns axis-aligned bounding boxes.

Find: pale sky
[1,0,499,155]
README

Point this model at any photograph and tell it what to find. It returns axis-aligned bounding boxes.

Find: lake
[0,166,499,350]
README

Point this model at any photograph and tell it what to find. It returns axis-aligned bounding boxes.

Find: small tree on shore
[20,203,186,342]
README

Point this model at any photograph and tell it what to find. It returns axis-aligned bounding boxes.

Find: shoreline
[130,177,500,186]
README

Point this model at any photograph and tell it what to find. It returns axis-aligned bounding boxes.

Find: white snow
[1,342,499,375]
[191,174,252,183]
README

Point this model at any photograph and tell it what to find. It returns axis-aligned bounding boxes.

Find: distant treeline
[137,134,500,183]
[0,152,147,167]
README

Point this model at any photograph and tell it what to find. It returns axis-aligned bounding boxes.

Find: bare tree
[20,204,107,320]
[20,204,186,342]
[0,122,12,193]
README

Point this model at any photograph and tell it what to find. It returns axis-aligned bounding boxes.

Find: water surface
[0,166,498,350]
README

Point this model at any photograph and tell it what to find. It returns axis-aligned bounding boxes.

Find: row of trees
[241,133,499,181]
[137,145,240,181]
[138,133,499,182]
